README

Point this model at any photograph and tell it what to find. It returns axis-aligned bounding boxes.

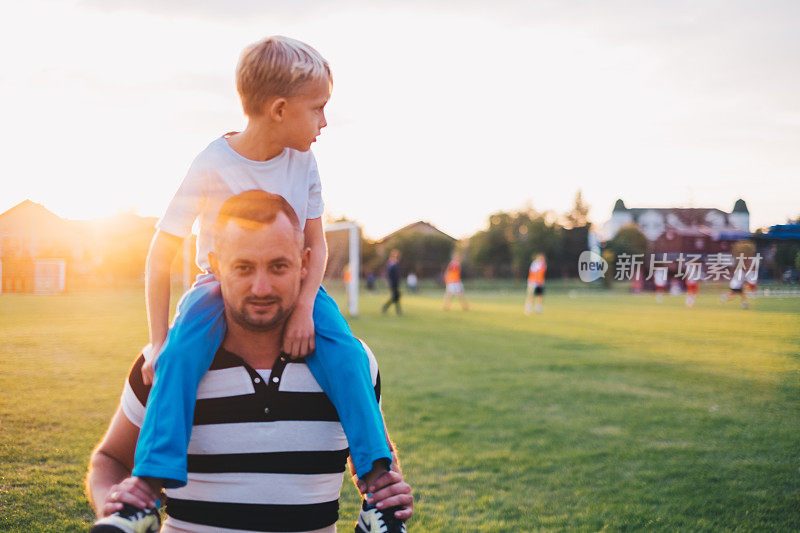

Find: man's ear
[300,247,311,279]
[268,97,287,121]
[208,251,219,276]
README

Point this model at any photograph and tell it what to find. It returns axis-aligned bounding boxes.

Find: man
[381,250,401,315]
[86,191,412,532]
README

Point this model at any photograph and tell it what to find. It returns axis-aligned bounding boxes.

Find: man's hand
[100,476,159,517]
[282,304,315,359]
[358,470,413,521]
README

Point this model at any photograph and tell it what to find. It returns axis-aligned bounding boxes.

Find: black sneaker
[355,500,407,533]
[90,503,161,533]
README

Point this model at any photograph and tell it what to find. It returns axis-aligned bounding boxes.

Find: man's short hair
[213,190,303,251]
[236,35,331,117]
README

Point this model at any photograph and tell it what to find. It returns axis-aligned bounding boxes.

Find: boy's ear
[268,97,287,121]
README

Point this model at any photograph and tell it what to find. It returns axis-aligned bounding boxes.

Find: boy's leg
[133,277,226,488]
[307,287,392,482]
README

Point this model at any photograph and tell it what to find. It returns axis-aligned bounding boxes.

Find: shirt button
[254,377,261,384]
[272,376,280,383]
[264,407,270,415]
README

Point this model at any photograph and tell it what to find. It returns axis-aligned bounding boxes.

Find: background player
[524,253,546,315]
[443,252,470,311]
[684,262,701,308]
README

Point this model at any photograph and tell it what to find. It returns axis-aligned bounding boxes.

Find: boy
[442,252,470,311]
[524,253,546,315]
[95,36,401,532]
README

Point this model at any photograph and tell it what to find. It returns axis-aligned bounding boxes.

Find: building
[754,223,800,280]
[0,200,172,293]
[375,221,457,278]
[0,200,77,293]
[602,199,751,257]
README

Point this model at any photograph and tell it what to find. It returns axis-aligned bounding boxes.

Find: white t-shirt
[730,267,745,289]
[157,135,325,271]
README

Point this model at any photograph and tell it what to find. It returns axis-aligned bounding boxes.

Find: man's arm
[142,230,184,384]
[283,217,328,357]
[349,427,413,521]
[86,407,159,517]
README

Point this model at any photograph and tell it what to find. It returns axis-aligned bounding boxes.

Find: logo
[578,250,608,282]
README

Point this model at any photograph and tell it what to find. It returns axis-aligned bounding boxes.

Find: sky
[1,0,798,240]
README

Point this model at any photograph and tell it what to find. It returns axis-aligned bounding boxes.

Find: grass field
[1,282,799,531]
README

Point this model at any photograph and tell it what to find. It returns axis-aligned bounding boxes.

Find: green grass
[1,284,799,531]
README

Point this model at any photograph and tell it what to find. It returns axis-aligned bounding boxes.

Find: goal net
[324,221,360,316]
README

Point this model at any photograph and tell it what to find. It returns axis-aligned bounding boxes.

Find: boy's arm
[142,230,184,384]
[283,217,327,358]
[348,426,413,521]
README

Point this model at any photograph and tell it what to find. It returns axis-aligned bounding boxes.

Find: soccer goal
[324,221,360,317]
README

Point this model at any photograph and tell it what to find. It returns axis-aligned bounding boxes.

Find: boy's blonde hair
[236,36,331,117]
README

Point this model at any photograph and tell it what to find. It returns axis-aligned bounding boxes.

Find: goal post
[324,221,360,317]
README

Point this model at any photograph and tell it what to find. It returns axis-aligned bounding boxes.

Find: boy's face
[281,76,331,152]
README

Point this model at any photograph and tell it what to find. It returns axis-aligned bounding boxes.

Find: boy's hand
[363,470,413,521]
[282,304,315,359]
[101,476,159,517]
[140,343,161,386]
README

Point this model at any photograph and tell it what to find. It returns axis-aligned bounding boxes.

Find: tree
[468,212,515,278]
[468,209,565,279]
[564,189,590,229]
[606,224,647,257]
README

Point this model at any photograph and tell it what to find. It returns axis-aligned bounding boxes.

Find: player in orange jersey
[442,252,470,311]
[524,253,547,315]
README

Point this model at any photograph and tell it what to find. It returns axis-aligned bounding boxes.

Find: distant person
[745,265,758,294]
[120,38,395,532]
[382,249,402,315]
[366,271,376,291]
[406,272,418,293]
[524,253,546,315]
[443,252,470,311]
[684,262,701,308]
[721,262,750,309]
[653,267,668,303]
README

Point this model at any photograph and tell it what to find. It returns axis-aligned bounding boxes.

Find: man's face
[210,214,308,332]
[281,76,331,152]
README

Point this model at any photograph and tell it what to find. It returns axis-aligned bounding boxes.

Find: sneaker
[355,500,407,533]
[90,504,161,533]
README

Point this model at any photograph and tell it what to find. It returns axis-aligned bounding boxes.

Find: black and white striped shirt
[121,341,381,533]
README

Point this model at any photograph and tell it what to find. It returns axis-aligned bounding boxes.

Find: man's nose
[320,112,327,129]
[250,271,272,296]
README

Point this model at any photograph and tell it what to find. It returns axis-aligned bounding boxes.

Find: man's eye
[273,264,288,272]
[236,265,252,272]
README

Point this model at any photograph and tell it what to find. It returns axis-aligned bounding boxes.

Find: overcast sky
[1,0,798,239]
